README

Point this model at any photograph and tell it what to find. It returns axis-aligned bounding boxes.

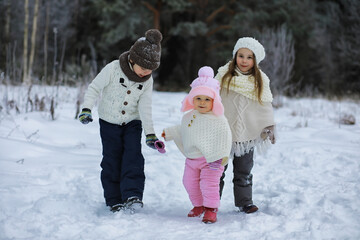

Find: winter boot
[110,203,124,213]
[202,207,218,224]
[241,204,258,214]
[187,206,205,217]
[125,196,144,214]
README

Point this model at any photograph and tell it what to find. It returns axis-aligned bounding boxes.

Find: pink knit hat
[181,66,224,116]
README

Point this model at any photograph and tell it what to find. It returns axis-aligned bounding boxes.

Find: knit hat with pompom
[129,29,162,70]
[181,66,224,116]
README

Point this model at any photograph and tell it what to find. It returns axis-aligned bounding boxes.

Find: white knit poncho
[164,110,232,165]
[215,62,275,157]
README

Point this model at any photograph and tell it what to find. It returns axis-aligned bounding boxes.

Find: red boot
[202,207,218,223]
[187,206,205,217]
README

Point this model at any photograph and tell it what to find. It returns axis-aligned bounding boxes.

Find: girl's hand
[261,125,275,144]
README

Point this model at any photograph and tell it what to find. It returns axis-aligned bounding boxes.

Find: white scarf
[215,61,273,103]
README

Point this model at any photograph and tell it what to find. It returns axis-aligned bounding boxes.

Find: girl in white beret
[215,37,276,214]
[162,66,232,223]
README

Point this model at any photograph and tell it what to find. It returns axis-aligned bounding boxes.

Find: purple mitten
[154,140,166,154]
[208,159,222,170]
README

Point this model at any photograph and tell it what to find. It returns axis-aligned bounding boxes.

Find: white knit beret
[232,37,265,64]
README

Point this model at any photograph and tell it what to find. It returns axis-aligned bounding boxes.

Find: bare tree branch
[142,1,161,29]
[206,5,226,23]
[206,25,231,37]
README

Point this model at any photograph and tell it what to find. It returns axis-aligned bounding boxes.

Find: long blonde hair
[220,54,263,104]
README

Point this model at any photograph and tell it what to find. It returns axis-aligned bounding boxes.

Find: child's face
[193,95,214,114]
[133,64,152,78]
[236,48,255,72]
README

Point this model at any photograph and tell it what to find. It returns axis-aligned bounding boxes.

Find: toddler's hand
[146,134,158,149]
[208,159,222,170]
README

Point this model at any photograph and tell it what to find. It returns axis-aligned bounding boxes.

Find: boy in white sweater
[78,29,165,213]
[162,66,232,223]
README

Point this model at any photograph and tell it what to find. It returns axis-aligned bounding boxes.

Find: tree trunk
[28,0,40,83]
[12,41,17,83]
[44,0,50,83]
[4,0,11,42]
[52,28,58,85]
[23,0,29,85]
[59,39,67,84]
[5,1,11,81]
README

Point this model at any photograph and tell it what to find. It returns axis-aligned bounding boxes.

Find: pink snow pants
[182,157,224,209]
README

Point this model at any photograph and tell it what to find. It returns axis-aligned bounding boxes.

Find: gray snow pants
[219,149,254,207]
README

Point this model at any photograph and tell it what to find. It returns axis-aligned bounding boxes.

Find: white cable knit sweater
[82,60,155,135]
[164,110,232,164]
[215,62,275,157]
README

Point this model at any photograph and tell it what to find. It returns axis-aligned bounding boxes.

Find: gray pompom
[145,29,162,44]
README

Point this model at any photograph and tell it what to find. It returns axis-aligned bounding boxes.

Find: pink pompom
[198,66,214,78]
[181,65,224,116]
[191,66,219,90]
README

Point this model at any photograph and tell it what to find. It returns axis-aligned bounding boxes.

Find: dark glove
[146,134,159,149]
[261,125,275,144]
[79,108,93,124]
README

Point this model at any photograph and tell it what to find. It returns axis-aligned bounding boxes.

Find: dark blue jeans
[99,119,145,207]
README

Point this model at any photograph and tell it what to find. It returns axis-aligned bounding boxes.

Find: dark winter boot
[110,203,125,213]
[187,206,205,217]
[202,207,218,224]
[241,204,258,214]
[125,196,144,214]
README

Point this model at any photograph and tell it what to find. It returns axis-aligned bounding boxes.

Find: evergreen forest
[0,0,359,97]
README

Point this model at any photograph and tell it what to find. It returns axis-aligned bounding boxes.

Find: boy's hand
[79,108,93,124]
[146,134,159,149]
[146,134,165,153]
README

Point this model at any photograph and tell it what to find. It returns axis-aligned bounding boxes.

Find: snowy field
[0,86,360,240]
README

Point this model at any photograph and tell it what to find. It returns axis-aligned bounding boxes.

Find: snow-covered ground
[0,86,359,240]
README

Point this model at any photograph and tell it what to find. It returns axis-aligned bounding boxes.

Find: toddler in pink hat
[181,66,224,116]
[162,66,232,224]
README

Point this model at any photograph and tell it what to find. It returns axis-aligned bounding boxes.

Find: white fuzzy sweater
[82,60,155,135]
[164,110,232,164]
